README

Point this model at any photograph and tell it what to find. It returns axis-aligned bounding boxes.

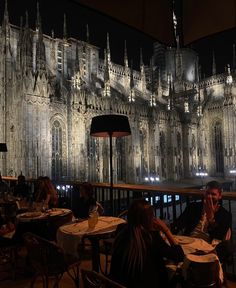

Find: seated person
[0,213,16,247]
[171,180,232,262]
[0,174,10,195]
[73,182,103,219]
[13,173,30,200]
[34,176,58,209]
[109,199,184,288]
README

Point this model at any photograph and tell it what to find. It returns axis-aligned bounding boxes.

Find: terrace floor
[0,248,236,288]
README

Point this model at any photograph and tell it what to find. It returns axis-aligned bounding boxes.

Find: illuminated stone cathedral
[0,3,235,184]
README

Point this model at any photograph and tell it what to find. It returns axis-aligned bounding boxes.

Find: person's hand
[153,218,178,245]
[153,218,169,233]
[204,194,216,221]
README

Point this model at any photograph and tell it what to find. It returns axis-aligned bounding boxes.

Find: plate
[48,210,64,216]
[174,235,195,244]
[19,211,43,218]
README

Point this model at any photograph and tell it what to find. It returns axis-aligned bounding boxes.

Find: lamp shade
[90,114,131,137]
[0,143,7,152]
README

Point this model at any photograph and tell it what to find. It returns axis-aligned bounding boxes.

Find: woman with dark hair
[110,199,184,288]
[35,176,58,208]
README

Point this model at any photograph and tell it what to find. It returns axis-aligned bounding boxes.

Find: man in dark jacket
[172,181,231,241]
[171,181,233,262]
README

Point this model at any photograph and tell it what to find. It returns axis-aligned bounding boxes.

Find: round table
[167,235,223,284]
[57,216,126,271]
[16,208,73,240]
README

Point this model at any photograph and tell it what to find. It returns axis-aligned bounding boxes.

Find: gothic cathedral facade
[0,5,235,184]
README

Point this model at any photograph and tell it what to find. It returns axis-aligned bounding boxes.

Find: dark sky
[0,0,235,76]
[190,28,236,77]
[1,0,155,70]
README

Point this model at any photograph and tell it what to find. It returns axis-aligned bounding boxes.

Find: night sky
[1,0,235,76]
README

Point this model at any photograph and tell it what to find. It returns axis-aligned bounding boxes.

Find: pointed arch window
[87,135,97,182]
[116,138,125,181]
[52,120,62,180]
[160,131,166,178]
[213,122,224,174]
[177,132,181,154]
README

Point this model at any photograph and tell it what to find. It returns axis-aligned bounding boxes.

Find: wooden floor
[1,248,236,288]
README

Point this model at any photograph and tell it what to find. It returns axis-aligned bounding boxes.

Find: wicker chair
[0,238,19,280]
[99,210,127,275]
[23,232,80,288]
[81,269,126,288]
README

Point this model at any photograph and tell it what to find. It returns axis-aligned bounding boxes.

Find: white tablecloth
[168,235,224,283]
[57,216,126,258]
[174,235,214,254]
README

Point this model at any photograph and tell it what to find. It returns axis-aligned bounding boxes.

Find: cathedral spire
[2,0,11,49]
[20,11,33,72]
[140,48,146,92]
[129,60,135,103]
[75,42,80,72]
[226,64,233,85]
[103,49,110,97]
[130,60,134,89]
[167,77,172,111]
[3,0,9,27]
[86,24,90,43]
[140,48,145,74]
[35,2,46,73]
[25,11,29,28]
[212,50,216,75]
[232,44,236,70]
[104,49,109,82]
[198,64,202,81]
[149,58,156,107]
[63,14,67,41]
[194,59,199,82]
[36,1,41,33]
[140,47,144,68]
[124,40,128,68]
[17,16,23,67]
[106,33,111,63]
[156,67,162,100]
[175,47,183,80]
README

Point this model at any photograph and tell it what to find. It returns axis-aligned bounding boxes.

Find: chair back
[117,210,128,220]
[96,201,104,215]
[186,260,220,287]
[23,232,66,276]
[81,269,126,288]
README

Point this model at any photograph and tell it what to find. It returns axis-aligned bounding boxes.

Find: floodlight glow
[196,172,208,177]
